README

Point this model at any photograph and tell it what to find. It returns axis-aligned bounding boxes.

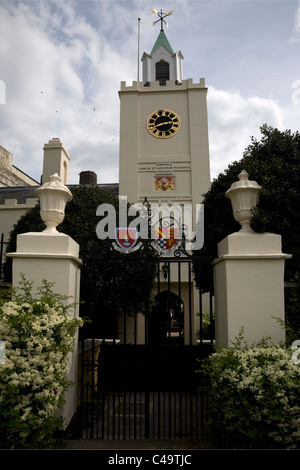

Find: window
[156,60,169,85]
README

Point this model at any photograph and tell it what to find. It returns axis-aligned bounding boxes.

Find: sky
[0,0,300,186]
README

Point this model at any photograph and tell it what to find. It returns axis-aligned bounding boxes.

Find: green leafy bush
[196,312,215,341]
[194,125,300,287]
[0,276,83,449]
[3,185,158,338]
[284,272,300,344]
[201,333,300,449]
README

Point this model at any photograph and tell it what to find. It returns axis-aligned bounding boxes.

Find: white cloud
[0,1,129,183]
[207,87,283,179]
[0,0,298,188]
[290,0,300,43]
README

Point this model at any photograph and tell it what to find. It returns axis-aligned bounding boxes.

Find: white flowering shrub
[0,276,83,449]
[200,333,300,449]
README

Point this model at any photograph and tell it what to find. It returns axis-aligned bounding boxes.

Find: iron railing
[77,340,211,441]
[75,255,214,441]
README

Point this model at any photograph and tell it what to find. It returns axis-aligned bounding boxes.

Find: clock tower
[118,12,211,230]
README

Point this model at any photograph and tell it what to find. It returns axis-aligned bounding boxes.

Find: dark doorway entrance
[150,291,184,344]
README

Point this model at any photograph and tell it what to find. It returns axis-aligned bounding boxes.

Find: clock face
[147,109,181,138]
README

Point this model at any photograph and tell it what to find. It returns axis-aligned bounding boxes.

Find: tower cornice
[119,78,206,95]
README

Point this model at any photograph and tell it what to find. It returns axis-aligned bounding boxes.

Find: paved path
[66,438,212,449]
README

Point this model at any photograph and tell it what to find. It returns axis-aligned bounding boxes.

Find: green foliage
[195,124,300,283]
[283,272,300,344]
[3,185,158,337]
[0,275,83,449]
[196,312,215,341]
[199,331,300,449]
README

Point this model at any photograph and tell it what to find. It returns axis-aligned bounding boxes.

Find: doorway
[149,291,184,344]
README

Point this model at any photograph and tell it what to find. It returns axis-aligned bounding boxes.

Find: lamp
[162,262,168,281]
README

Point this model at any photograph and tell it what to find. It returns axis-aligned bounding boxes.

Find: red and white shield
[115,228,138,250]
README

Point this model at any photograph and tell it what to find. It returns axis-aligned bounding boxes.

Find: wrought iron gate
[76,256,214,441]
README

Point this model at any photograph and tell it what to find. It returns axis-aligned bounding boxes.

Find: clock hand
[149,120,172,128]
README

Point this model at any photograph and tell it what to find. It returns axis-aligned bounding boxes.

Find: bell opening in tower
[156,60,169,85]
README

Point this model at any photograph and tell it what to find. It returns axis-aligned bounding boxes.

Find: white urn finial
[34,173,72,233]
[225,170,262,233]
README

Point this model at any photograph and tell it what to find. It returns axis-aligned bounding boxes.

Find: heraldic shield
[154,226,179,252]
[115,227,138,250]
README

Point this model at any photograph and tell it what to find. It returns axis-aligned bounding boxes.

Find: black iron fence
[75,256,214,441]
[77,341,212,441]
[80,386,209,441]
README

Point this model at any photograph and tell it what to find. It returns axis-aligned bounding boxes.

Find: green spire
[151,30,174,55]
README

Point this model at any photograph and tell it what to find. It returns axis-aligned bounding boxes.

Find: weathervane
[151,9,173,31]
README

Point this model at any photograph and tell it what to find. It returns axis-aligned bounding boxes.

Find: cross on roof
[151,9,173,31]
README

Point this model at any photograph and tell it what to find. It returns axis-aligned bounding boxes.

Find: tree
[194,124,300,334]
[198,125,300,275]
[4,185,158,338]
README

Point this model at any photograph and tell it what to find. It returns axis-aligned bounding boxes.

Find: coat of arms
[155,176,175,191]
[115,227,138,251]
[153,226,179,252]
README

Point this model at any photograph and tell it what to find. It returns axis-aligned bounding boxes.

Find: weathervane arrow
[151,9,173,31]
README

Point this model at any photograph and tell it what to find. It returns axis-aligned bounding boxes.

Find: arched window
[156,60,169,85]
